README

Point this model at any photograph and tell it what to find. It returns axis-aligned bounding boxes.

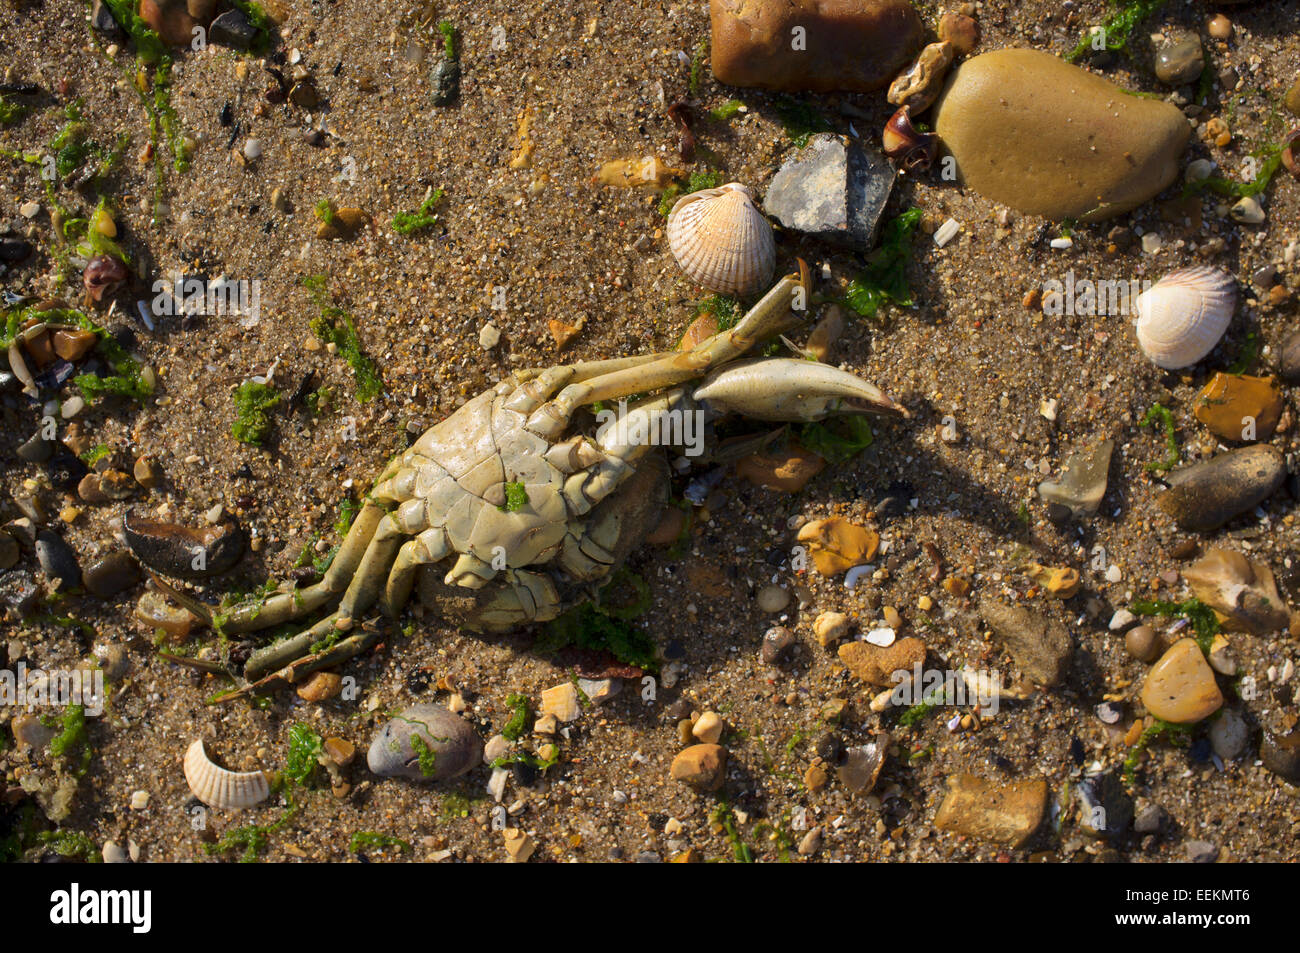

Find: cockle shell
[1134,265,1237,369]
[183,739,271,810]
[666,183,775,297]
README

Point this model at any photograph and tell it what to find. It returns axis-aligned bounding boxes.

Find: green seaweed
[391,187,445,236]
[335,498,361,536]
[711,801,752,862]
[657,170,723,217]
[501,481,529,512]
[437,20,457,61]
[314,199,337,225]
[36,829,101,863]
[231,380,281,445]
[48,704,93,778]
[1225,331,1259,375]
[772,95,831,148]
[537,582,659,673]
[708,99,744,122]
[67,310,154,405]
[688,40,708,97]
[303,275,384,402]
[1130,597,1220,654]
[1139,402,1179,473]
[839,208,924,321]
[409,733,438,777]
[350,831,412,854]
[1122,717,1194,784]
[799,416,874,465]
[502,693,530,741]
[1065,0,1168,63]
[0,94,29,126]
[285,723,324,786]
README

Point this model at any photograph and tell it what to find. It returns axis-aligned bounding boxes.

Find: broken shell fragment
[1133,266,1236,369]
[183,739,271,810]
[667,183,775,297]
[882,106,940,172]
[1184,548,1289,634]
[83,255,130,303]
[122,509,246,579]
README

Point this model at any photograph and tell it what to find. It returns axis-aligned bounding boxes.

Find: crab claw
[693,358,909,422]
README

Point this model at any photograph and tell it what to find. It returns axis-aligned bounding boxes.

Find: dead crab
[164,273,907,699]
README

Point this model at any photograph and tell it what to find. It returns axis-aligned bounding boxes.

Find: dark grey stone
[0,238,32,262]
[83,552,142,599]
[0,569,41,618]
[431,58,461,107]
[209,10,258,51]
[35,529,80,591]
[763,133,895,251]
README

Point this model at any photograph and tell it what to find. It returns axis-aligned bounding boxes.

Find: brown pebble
[1207,14,1232,40]
[297,671,343,702]
[1125,625,1160,663]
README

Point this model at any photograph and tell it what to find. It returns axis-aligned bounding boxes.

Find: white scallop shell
[183,739,271,810]
[1134,265,1237,369]
[667,183,775,297]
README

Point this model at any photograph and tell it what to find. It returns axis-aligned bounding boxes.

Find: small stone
[1140,639,1224,724]
[577,677,621,706]
[19,200,40,219]
[35,529,81,591]
[483,734,510,764]
[803,762,829,792]
[0,570,41,618]
[813,611,851,647]
[288,80,320,110]
[1186,840,1219,863]
[0,237,32,262]
[11,713,57,753]
[60,396,86,420]
[206,9,257,49]
[366,704,482,781]
[1027,563,1080,599]
[1037,438,1113,516]
[297,671,343,702]
[937,12,979,54]
[837,737,887,793]
[102,840,130,864]
[756,584,790,613]
[760,625,795,663]
[0,531,19,571]
[795,517,879,575]
[91,0,125,38]
[1260,726,1300,782]
[735,447,825,492]
[129,790,150,810]
[797,827,823,856]
[1076,770,1134,839]
[670,743,727,791]
[1133,802,1166,834]
[533,713,558,736]
[1288,75,1300,118]
[692,711,725,744]
[1230,196,1265,225]
[502,828,535,863]
[934,773,1048,848]
[763,134,896,251]
[979,597,1073,686]
[1207,14,1232,40]
[1209,708,1248,760]
[1154,34,1204,87]
[887,41,955,113]
[17,431,54,464]
[431,58,461,107]
[1283,330,1300,384]
[1192,374,1283,443]
[134,591,195,641]
[838,637,926,687]
[540,683,581,722]
[133,456,163,489]
[478,323,501,349]
[1156,445,1286,532]
[316,206,368,240]
[1125,625,1160,663]
[83,552,141,599]
[94,642,130,681]
[1108,609,1136,631]
[709,0,925,93]
[242,138,263,161]
[98,469,135,500]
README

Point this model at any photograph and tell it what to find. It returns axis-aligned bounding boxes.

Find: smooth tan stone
[670,744,727,791]
[1141,639,1224,724]
[934,774,1048,847]
[710,0,924,93]
[934,49,1190,222]
[1192,373,1283,442]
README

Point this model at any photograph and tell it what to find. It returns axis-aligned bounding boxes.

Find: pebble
[296,671,343,702]
[1208,708,1248,760]
[937,12,979,54]
[837,637,926,687]
[1,570,42,618]
[122,509,246,579]
[134,591,196,641]
[709,0,924,93]
[0,237,32,262]
[1207,14,1232,40]
[133,456,162,489]
[1288,75,1300,118]
[934,49,1189,221]
[888,41,955,113]
[763,134,895,251]
[540,683,581,722]
[669,743,726,791]
[431,57,461,107]
[502,828,535,863]
[1192,373,1283,442]
[242,138,263,161]
[1076,771,1134,839]
[1156,445,1286,531]
[366,704,483,781]
[35,529,81,591]
[0,530,19,571]
[760,625,795,663]
[577,677,621,706]
[1186,840,1219,863]
[797,827,823,857]
[1140,639,1224,724]
[19,201,40,219]
[1283,330,1300,385]
[756,584,790,613]
[93,642,130,681]
[83,552,142,599]
[1132,802,1166,834]
[692,711,724,744]
[478,323,501,349]
[11,713,57,753]
[979,597,1073,686]
[934,773,1048,848]
[1260,726,1300,782]
[1230,196,1265,224]
[1125,625,1161,663]
[129,790,149,810]
[813,611,851,647]
[17,431,54,464]
[101,840,130,864]
[60,396,86,419]
[1154,34,1204,86]
[735,447,825,492]
[1108,609,1136,631]
[837,737,887,794]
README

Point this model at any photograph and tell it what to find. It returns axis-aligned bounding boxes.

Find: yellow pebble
[918,595,933,612]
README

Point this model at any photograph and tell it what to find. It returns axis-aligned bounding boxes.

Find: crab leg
[220,499,386,634]
[227,620,385,701]
[525,274,804,438]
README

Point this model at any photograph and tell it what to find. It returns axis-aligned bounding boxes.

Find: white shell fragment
[1133,265,1237,369]
[183,739,271,810]
[666,182,775,297]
